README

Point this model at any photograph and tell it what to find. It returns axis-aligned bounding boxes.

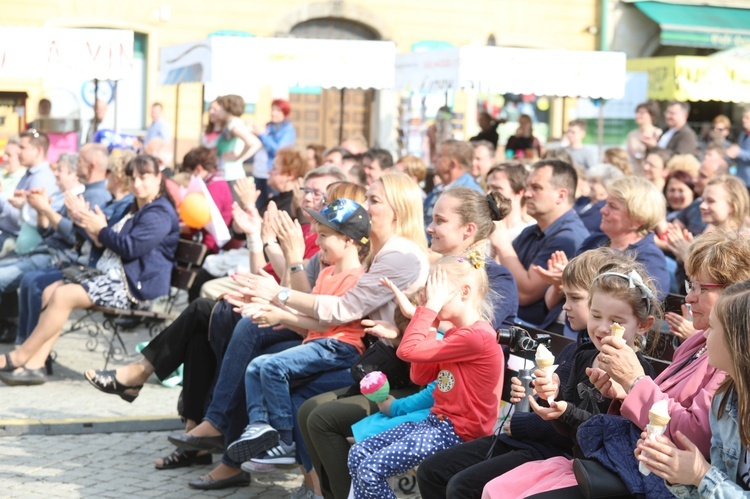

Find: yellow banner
[627,56,750,102]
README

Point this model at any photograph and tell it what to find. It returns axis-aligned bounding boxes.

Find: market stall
[395,46,627,155]
[159,36,397,153]
[627,55,750,102]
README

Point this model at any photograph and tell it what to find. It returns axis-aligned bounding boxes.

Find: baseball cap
[305,198,371,246]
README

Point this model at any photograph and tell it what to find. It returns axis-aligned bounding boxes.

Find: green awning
[634,1,750,49]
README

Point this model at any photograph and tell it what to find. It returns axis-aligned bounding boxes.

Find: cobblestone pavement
[0,307,421,498]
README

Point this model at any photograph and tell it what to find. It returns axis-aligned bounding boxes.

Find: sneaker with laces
[241,460,276,473]
[250,440,297,465]
[226,423,278,463]
[289,484,315,499]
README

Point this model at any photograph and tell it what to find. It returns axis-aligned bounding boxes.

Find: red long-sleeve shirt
[397,306,504,441]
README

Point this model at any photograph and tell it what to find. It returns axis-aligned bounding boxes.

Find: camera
[496,326,551,353]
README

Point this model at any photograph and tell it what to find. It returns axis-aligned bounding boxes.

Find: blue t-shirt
[486,257,518,329]
[574,198,605,235]
[577,231,669,300]
[513,209,589,326]
[675,198,706,237]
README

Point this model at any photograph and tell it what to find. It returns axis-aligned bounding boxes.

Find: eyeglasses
[300,187,326,202]
[685,280,724,295]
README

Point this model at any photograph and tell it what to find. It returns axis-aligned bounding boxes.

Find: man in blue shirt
[144,103,172,147]
[424,140,483,230]
[493,159,589,327]
[0,130,59,250]
[0,144,111,295]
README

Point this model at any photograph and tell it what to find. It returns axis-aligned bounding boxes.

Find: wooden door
[290,88,372,148]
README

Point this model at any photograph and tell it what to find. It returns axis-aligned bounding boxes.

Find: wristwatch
[277,287,291,305]
[289,263,305,274]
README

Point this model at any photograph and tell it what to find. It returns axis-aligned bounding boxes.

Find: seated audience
[1,154,179,385]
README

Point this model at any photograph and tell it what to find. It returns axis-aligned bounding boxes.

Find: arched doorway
[288,18,379,148]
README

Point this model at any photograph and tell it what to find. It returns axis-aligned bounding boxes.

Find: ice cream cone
[535,344,555,370]
[610,322,625,339]
[648,410,671,427]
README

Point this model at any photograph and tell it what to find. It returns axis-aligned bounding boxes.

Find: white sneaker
[226,423,278,463]
[251,440,297,465]
[241,460,276,473]
[289,485,315,499]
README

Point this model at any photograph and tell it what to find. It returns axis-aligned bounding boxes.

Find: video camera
[496,326,551,354]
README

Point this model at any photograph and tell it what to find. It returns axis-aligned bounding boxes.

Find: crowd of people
[2,95,750,498]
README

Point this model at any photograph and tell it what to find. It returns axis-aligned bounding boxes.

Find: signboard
[0,28,134,80]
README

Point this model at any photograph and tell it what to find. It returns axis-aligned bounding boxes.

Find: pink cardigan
[612,330,725,456]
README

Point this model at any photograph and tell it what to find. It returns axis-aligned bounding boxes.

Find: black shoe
[168,433,225,454]
[84,369,142,403]
[44,356,54,376]
[0,352,18,372]
[154,447,212,470]
[188,471,250,490]
[0,367,47,386]
[114,315,145,331]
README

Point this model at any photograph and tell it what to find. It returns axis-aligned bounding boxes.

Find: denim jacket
[669,392,750,498]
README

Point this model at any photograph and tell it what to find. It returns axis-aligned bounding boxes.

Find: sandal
[155,447,212,470]
[84,369,143,403]
[1,353,17,373]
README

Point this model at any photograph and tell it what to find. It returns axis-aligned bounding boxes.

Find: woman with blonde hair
[395,155,427,187]
[603,147,632,176]
[666,153,700,179]
[163,172,430,491]
[700,174,750,232]
[577,175,670,298]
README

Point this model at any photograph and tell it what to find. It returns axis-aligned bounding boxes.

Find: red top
[397,306,504,441]
[304,265,366,354]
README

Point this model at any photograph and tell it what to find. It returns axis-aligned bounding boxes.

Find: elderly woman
[480,230,750,499]
[578,175,670,299]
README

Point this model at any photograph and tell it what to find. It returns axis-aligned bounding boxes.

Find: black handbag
[62,264,104,284]
[573,458,632,499]
[350,340,411,390]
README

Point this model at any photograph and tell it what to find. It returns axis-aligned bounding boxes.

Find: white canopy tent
[160,36,396,89]
[396,46,627,99]
[396,46,627,152]
[160,36,397,148]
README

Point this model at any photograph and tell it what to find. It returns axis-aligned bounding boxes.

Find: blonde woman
[165,172,430,491]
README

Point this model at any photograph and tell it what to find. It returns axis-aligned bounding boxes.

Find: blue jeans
[246,339,359,431]
[203,317,301,468]
[17,268,62,344]
[0,252,55,293]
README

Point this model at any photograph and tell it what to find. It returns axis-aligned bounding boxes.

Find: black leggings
[417,435,538,499]
[140,298,216,422]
